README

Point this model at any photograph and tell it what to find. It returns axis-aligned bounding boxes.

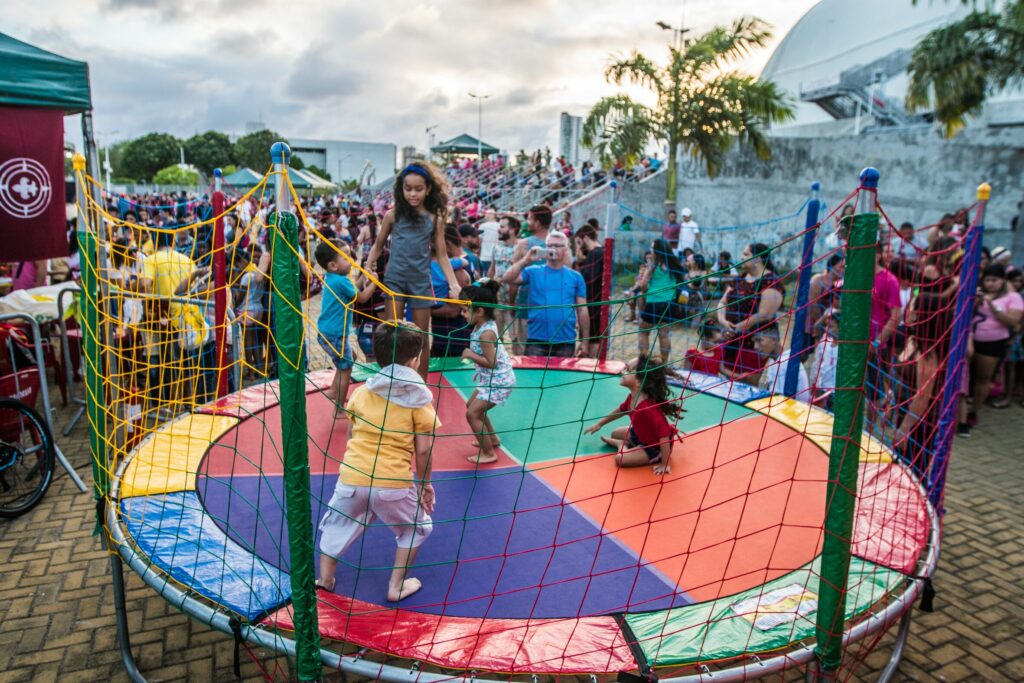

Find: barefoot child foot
[387,577,423,602]
[601,435,622,449]
[467,452,498,465]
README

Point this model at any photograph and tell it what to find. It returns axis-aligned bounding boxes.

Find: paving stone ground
[1,375,1021,682]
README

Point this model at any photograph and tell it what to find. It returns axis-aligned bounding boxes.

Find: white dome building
[761,0,1024,135]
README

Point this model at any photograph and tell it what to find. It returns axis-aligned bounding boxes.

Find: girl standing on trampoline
[365,162,461,378]
[586,355,682,475]
[460,279,516,465]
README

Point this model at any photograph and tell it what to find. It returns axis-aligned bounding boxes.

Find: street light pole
[468,92,489,159]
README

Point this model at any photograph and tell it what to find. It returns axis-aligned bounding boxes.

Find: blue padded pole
[785,182,823,396]
[927,183,989,509]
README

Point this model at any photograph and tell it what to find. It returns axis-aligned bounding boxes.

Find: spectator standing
[678,208,702,256]
[510,206,553,352]
[503,231,589,358]
[575,223,606,358]
[478,209,500,273]
[661,210,681,251]
[969,264,1024,429]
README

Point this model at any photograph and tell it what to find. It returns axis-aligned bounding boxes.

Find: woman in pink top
[971,263,1024,424]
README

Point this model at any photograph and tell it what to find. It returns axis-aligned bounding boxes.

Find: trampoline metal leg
[107,536,148,683]
[876,608,914,683]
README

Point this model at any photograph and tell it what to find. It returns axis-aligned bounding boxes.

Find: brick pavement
[1,388,1022,682]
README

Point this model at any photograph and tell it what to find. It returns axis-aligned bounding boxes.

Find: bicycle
[0,347,56,518]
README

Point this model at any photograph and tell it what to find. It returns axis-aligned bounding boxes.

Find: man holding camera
[504,230,590,358]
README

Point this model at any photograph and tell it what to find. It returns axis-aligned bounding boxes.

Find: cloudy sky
[10,0,818,153]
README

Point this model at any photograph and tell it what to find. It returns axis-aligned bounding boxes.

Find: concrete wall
[673,127,1024,254]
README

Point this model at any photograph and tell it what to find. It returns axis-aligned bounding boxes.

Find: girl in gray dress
[365,162,460,377]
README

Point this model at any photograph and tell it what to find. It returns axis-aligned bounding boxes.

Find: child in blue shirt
[315,239,370,412]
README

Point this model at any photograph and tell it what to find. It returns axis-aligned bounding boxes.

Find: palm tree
[582,17,794,204]
[906,1,1024,137]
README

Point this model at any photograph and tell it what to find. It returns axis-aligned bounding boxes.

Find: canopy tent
[0,32,92,112]
[225,167,313,191]
[291,168,337,191]
[431,134,499,157]
[224,167,269,189]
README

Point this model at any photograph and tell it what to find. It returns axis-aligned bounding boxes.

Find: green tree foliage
[232,129,290,171]
[290,155,305,170]
[305,164,331,180]
[119,132,182,181]
[152,165,200,185]
[907,1,1024,137]
[582,17,794,202]
[183,130,234,175]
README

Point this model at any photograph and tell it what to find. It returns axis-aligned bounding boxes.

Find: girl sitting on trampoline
[586,355,682,475]
[460,279,516,465]
[317,321,438,602]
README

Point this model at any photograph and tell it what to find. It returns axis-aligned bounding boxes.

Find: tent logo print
[0,157,53,219]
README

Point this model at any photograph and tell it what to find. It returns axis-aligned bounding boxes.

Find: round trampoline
[109,359,936,679]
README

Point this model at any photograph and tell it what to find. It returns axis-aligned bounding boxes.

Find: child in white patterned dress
[460,279,516,465]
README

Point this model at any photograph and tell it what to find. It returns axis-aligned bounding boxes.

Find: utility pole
[468,92,489,159]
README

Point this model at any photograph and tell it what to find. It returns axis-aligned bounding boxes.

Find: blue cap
[859,167,880,189]
[810,181,821,192]
[213,168,223,178]
[270,142,292,164]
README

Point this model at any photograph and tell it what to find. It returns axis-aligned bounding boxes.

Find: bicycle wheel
[0,397,56,518]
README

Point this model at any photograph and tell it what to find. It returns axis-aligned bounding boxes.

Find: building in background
[559,112,592,167]
[761,0,1024,137]
[289,138,397,186]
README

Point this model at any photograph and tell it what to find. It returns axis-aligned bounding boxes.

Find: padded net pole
[212,168,229,398]
[599,197,618,361]
[928,183,990,507]
[785,181,822,396]
[73,153,109,506]
[814,167,879,674]
[269,142,322,681]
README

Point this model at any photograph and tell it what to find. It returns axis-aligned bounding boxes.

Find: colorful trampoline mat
[114,360,930,674]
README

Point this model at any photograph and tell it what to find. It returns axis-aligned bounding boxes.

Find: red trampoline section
[202,372,518,477]
[264,593,637,674]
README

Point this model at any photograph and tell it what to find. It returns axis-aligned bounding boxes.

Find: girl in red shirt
[685,321,725,376]
[586,355,683,474]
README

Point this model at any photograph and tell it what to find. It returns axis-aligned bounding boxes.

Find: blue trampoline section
[198,467,690,619]
[120,491,290,620]
[679,372,769,404]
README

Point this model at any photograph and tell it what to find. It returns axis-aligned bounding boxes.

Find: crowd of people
[4,160,1021,467]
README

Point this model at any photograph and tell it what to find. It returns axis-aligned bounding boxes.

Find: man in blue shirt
[503,231,590,358]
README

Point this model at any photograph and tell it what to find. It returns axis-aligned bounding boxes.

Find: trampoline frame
[104,380,940,683]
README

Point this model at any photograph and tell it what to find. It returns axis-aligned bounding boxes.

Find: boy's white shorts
[318,483,433,558]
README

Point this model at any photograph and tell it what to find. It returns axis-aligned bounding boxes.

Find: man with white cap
[991,246,1012,268]
[678,207,702,256]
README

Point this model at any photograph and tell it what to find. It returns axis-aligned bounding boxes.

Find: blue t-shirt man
[520,264,586,345]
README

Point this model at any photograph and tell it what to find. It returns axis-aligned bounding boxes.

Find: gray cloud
[9,0,813,154]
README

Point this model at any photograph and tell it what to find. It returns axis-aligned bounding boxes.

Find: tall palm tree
[582,17,794,204]
[907,1,1024,137]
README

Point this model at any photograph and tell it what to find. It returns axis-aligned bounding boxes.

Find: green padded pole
[73,155,109,513]
[814,167,879,674]
[270,142,321,681]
